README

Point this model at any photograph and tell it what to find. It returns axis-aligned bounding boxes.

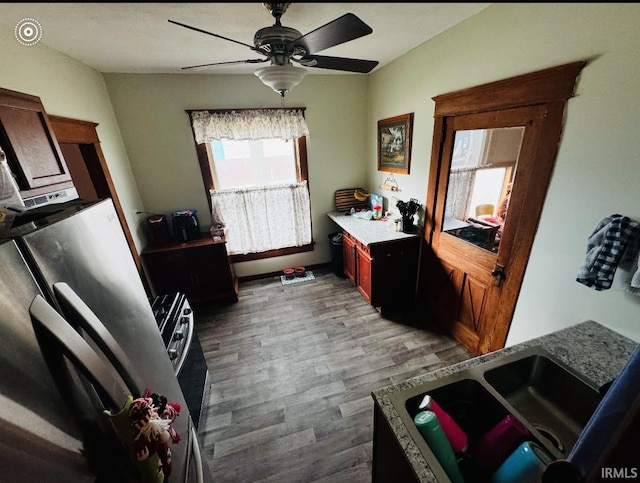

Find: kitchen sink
[484,353,601,454]
[388,346,603,482]
[405,378,511,442]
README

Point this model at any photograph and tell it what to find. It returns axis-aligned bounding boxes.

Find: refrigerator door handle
[52,281,142,397]
[29,294,130,412]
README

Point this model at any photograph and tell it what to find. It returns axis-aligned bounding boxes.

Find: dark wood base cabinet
[142,235,238,304]
[342,230,419,309]
[373,401,419,483]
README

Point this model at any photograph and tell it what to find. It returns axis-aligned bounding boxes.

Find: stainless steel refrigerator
[0,198,210,482]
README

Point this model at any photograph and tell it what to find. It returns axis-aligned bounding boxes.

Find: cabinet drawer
[358,240,370,256]
[344,230,370,255]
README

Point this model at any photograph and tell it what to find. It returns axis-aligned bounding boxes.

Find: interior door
[428,106,547,355]
[421,61,586,356]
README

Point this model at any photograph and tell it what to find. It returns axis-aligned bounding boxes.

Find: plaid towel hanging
[576,214,640,290]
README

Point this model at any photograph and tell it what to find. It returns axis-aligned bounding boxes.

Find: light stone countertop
[371,320,638,482]
[327,211,420,246]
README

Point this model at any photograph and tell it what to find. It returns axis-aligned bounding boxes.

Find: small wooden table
[142,234,238,304]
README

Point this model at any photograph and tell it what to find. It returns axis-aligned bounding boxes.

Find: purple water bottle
[474,414,529,475]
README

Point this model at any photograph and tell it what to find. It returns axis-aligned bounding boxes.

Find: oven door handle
[175,312,194,376]
[191,425,204,483]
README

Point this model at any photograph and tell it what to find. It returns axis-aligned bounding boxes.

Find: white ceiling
[1,3,490,75]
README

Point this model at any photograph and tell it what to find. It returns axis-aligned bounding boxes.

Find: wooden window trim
[187,108,312,262]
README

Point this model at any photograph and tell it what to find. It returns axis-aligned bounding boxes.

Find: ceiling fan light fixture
[254,64,307,97]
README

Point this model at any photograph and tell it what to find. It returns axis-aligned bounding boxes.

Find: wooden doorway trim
[422,61,586,355]
[48,115,145,285]
[425,61,587,234]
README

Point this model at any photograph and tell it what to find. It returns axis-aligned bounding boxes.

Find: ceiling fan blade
[181,58,268,70]
[289,13,373,54]
[297,55,378,73]
[169,19,256,50]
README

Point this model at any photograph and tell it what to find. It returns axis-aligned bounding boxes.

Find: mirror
[442,127,525,252]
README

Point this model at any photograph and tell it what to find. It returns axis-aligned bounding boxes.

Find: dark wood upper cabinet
[0,87,74,199]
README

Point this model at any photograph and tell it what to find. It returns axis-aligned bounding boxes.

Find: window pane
[469,168,507,214]
[219,139,250,159]
[211,139,297,189]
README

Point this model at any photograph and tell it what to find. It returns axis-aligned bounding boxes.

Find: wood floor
[193,267,472,482]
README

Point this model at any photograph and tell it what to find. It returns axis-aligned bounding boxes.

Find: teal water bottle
[414,410,465,483]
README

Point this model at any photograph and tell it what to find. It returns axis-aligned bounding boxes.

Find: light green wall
[103,73,369,278]
[2,3,640,344]
[366,3,640,344]
[0,25,146,247]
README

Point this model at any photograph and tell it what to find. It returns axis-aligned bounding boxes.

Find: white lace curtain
[210,181,312,255]
[446,170,474,220]
[190,109,309,143]
[193,108,312,255]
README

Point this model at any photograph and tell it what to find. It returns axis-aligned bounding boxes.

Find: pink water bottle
[419,395,469,454]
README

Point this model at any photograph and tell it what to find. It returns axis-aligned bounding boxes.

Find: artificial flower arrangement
[107,389,181,482]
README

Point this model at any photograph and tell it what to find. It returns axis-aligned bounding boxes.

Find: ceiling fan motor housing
[254,25,306,62]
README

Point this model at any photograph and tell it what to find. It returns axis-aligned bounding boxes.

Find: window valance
[190,109,309,143]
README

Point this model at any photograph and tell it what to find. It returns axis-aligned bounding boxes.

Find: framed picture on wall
[377,113,414,175]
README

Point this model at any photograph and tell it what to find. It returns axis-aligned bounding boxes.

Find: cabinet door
[373,402,419,483]
[0,88,73,197]
[343,231,357,284]
[183,244,236,302]
[372,238,420,308]
[142,249,191,296]
[143,239,238,303]
[356,243,373,303]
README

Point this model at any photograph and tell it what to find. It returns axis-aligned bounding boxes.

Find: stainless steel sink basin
[387,346,603,482]
[484,353,601,454]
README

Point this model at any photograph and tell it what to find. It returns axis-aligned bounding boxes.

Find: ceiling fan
[168,3,379,97]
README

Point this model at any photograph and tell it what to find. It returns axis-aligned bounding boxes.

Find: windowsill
[229,242,314,263]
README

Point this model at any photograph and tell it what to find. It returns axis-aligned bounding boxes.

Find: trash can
[328,232,345,277]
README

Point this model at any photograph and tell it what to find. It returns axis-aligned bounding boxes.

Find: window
[188,108,312,261]
[445,128,521,222]
[209,138,297,189]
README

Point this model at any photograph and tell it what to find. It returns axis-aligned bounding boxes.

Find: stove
[150,292,188,351]
[149,292,209,429]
